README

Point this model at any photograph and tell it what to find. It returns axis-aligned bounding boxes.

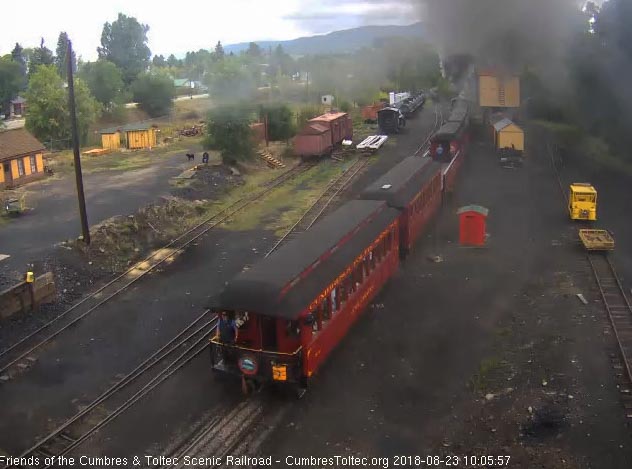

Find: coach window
[370,250,376,270]
[323,296,332,321]
[286,320,300,338]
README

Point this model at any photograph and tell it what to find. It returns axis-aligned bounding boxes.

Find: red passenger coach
[431,121,469,194]
[210,200,400,390]
[360,156,443,254]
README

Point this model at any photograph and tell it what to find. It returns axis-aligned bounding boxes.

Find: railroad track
[413,104,443,157]
[265,158,370,256]
[546,137,632,416]
[6,312,218,469]
[587,254,632,403]
[0,162,316,381]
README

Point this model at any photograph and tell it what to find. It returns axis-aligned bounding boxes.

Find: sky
[0,0,418,60]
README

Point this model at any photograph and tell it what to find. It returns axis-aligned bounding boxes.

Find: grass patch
[533,119,632,177]
[226,159,360,233]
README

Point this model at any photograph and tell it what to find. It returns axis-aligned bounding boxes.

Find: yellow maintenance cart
[569,183,597,221]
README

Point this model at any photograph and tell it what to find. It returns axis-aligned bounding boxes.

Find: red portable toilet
[457,205,489,246]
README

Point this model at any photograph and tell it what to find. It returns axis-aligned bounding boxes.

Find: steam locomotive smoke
[415,0,582,70]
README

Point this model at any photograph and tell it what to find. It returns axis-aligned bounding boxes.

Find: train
[378,92,426,134]
[210,99,470,394]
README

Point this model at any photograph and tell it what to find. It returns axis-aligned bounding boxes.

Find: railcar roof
[360,156,442,209]
[218,200,400,319]
[433,121,463,139]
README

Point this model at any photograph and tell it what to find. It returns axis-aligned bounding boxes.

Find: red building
[457,205,489,246]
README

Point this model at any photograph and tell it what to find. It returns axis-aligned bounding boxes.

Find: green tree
[55,32,76,80]
[11,43,27,89]
[246,42,262,57]
[0,56,23,116]
[214,41,225,61]
[29,38,54,77]
[204,107,254,164]
[167,54,182,68]
[98,13,151,84]
[131,72,174,117]
[259,104,295,141]
[79,60,124,108]
[152,54,167,68]
[25,65,100,145]
[206,57,256,103]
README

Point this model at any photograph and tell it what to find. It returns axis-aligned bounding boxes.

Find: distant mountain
[224,23,425,56]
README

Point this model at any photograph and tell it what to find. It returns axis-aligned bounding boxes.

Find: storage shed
[0,128,46,189]
[99,124,158,151]
[457,205,489,247]
[492,118,524,151]
[478,69,520,108]
[100,130,121,151]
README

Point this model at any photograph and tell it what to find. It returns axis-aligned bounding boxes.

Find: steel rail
[0,163,316,378]
[265,158,369,257]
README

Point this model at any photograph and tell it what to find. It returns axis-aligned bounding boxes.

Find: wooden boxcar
[293,123,333,158]
[210,200,400,388]
[360,156,443,254]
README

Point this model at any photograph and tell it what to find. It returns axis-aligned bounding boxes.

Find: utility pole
[67,39,90,245]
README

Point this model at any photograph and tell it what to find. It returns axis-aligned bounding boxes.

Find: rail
[6,313,218,468]
[0,162,317,380]
[265,158,370,257]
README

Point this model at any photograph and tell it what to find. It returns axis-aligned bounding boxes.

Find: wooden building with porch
[0,128,46,189]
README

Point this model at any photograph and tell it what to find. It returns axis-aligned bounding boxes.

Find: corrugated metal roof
[299,123,330,135]
[493,118,513,131]
[0,128,45,162]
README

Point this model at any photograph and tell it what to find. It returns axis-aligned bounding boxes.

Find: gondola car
[377,107,406,134]
[360,156,443,255]
[210,200,400,391]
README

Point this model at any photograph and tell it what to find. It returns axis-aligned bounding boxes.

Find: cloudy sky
[0,0,418,60]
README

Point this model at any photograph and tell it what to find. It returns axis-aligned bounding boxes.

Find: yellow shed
[493,118,524,151]
[100,131,121,150]
[479,69,520,108]
[126,128,157,150]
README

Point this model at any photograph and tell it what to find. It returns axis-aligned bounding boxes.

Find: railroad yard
[0,94,630,469]
[3,0,632,466]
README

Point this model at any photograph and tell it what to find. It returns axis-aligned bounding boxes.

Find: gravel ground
[0,107,441,459]
[259,130,632,467]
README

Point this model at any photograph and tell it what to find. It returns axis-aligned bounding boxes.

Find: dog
[186,153,195,161]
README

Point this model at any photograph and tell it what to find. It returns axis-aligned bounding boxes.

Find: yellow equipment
[569,183,597,221]
[579,229,614,251]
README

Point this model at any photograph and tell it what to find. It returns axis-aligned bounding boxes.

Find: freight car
[377,106,406,134]
[294,112,353,158]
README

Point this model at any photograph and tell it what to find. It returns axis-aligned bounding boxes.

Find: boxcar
[210,200,400,390]
[294,123,334,158]
[360,156,443,254]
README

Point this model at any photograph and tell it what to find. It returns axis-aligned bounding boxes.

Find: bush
[296,105,322,130]
[131,73,175,117]
[259,104,296,141]
[204,107,255,164]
